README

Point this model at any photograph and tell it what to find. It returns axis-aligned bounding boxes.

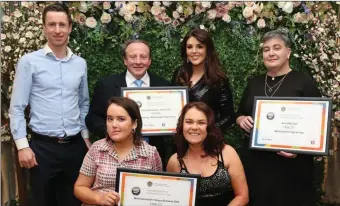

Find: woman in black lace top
[171,28,235,132]
[167,102,248,206]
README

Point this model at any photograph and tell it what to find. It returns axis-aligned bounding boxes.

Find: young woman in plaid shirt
[74,97,162,206]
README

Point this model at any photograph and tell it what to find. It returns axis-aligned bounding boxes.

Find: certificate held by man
[121,86,188,136]
[250,96,332,155]
[116,168,199,206]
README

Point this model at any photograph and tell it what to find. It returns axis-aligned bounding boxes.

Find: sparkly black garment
[179,153,234,206]
[171,69,236,131]
[236,70,321,206]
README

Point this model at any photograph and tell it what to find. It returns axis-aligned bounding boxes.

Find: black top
[86,71,170,137]
[236,70,321,206]
[179,153,234,206]
[171,69,236,131]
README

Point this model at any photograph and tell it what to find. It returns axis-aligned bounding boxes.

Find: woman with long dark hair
[171,28,235,132]
[167,102,248,206]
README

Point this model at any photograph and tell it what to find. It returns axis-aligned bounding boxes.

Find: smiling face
[123,42,152,79]
[106,103,137,143]
[183,107,208,146]
[262,37,291,72]
[43,11,72,50]
[186,36,207,67]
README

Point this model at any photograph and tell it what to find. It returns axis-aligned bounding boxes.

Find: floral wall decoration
[1,1,339,148]
[0,1,339,203]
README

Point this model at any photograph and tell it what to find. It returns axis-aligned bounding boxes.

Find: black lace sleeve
[216,78,236,131]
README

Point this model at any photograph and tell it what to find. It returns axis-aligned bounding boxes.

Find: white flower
[100,12,112,24]
[85,17,97,28]
[19,37,26,44]
[320,53,328,61]
[201,2,211,8]
[25,31,34,38]
[277,2,286,8]
[222,14,231,23]
[21,2,33,8]
[1,33,6,40]
[162,1,172,7]
[103,2,111,10]
[79,2,88,13]
[184,6,194,17]
[4,46,11,52]
[13,10,23,18]
[244,2,255,7]
[2,15,11,22]
[124,14,134,22]
[151,5,161,16]
[282,2,293,14]
[253,3,263,13]
[243,6,254,18]
[207,9,217,20]
[125,3,137,15]
[200,25,206,30]
[176,5,184,14]
[257,18,266,28]
[115,2,125,9]
[153,1,161,6]
[332,53,340,60]
[172,11,180,19]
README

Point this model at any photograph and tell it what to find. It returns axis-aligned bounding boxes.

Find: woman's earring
[187,58,190,63]
[132,128,136,134]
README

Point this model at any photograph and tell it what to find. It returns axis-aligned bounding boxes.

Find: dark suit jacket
[86,71,170,137]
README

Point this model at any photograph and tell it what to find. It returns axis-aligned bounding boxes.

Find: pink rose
[172,19,180,27]
[85,17,97,28]
[257,18,266,28]
[100,12,111,24]
[172,11,180,19]
[215,3,229,18]
[103,2,111,10]
[222,14,231,23]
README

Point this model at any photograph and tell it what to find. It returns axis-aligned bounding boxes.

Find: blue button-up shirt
[9,45,90,149]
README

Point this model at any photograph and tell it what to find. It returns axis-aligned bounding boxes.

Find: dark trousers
[29,133,87,206]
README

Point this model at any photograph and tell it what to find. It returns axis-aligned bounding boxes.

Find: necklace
[265,75,286,92]
[187,150,206,175]
[264,73,289,97]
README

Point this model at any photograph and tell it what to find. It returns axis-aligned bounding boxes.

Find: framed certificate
[250,96,332,155]
[121,86,188,136]
[116,168,199,206]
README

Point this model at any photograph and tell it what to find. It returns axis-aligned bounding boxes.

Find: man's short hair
[122,40,152,59]
[42,2,72,25]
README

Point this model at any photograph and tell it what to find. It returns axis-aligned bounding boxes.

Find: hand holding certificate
[116,168,199,206]
[121,87,188,136]
[250,97,332,155]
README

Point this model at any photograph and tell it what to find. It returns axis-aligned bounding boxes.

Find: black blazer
[85,71,170,137]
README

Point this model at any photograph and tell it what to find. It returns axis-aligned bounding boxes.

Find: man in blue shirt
[9,3,91,206]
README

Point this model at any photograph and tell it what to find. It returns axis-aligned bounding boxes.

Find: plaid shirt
[80,138,162,204]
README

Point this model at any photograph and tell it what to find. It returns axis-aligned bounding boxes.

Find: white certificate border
[250,96,332,155]
[116,168,199,206]
[121,86,189,136]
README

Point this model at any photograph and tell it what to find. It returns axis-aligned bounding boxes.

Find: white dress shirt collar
[43,44,73,61]
[125,70,150,87]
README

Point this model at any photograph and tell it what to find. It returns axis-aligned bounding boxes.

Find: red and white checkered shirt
[80,138,162,204]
